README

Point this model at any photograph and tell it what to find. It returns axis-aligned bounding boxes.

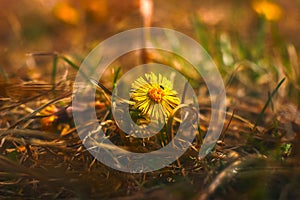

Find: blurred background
[1,0,299,79]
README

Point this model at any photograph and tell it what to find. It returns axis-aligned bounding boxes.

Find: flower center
[148,87,165,103]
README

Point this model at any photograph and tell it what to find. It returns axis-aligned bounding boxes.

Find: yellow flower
[130,73,180,120]
[53,2,80,25]
[252,0,282,21]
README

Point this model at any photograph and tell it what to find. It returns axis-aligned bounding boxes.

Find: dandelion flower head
[130,73,180,120]
[252,0,282,21]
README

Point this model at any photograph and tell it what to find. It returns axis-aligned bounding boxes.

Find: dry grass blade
[167,104,199,143]
[0,155,47,180]
[8,91,71,129]
[0,129,57,140]
[198,154,268,200]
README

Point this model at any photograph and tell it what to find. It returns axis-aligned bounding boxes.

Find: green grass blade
[90,78,112,96]
[191,15,209,51]
[59,55,92,85]
[51,54,58,88]
[254,78,286,128]
[0,66,8,81]
[59,55,80,71]
[112,67,121,90]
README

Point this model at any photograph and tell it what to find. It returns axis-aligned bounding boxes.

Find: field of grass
[1,0,300,199]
